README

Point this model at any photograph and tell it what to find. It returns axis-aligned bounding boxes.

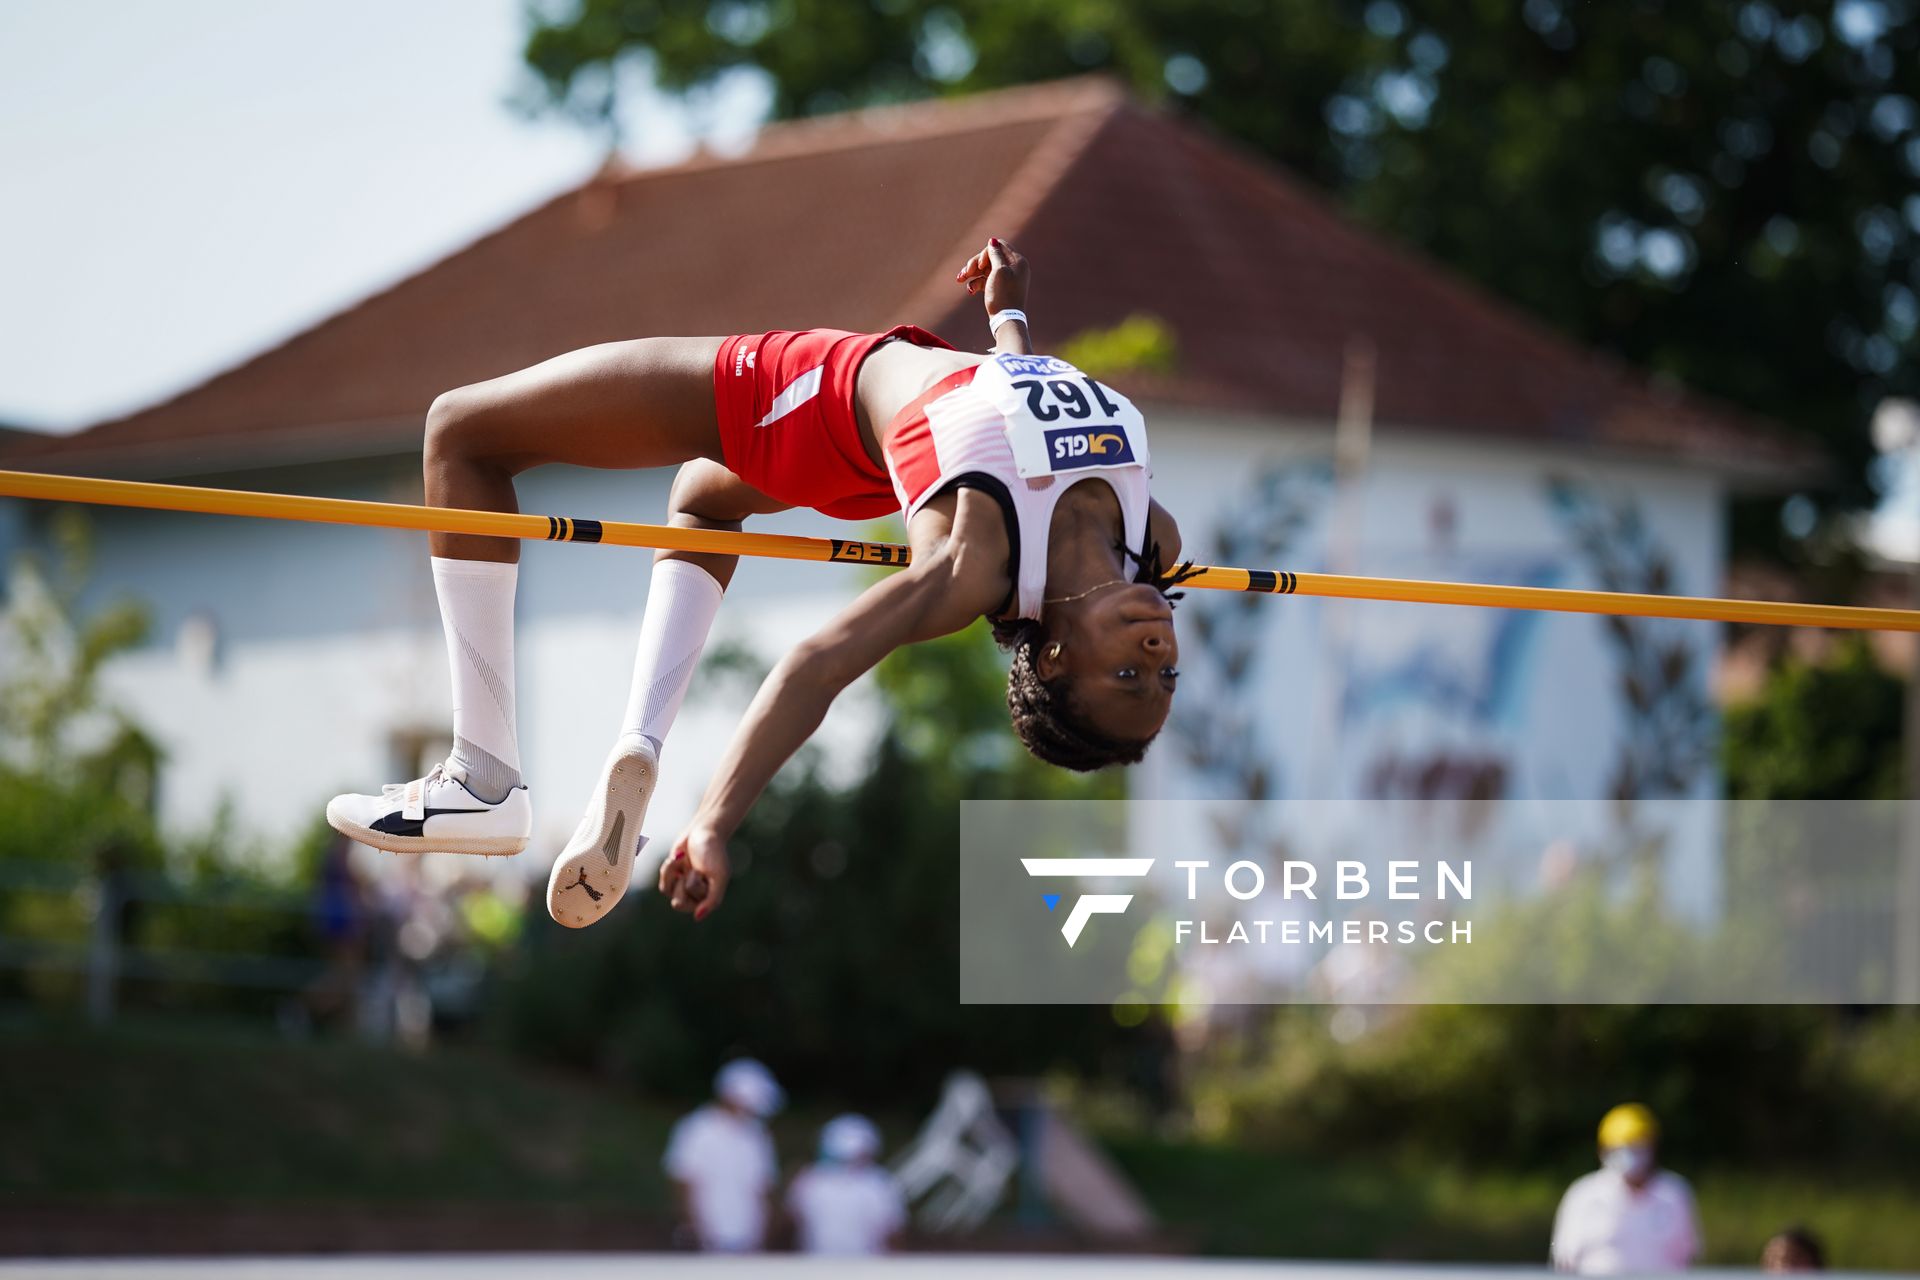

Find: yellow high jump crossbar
[3,468,1917,632]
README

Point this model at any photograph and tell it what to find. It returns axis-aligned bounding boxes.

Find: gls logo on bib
[1045,427,1136,469]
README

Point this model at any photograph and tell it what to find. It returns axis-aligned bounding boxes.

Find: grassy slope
[5,1020,1915,1269]
[0,1019,679,1205]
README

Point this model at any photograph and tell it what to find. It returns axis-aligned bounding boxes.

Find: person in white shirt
[1551,1102,1702,1274]
[786,1113,908,1256]
[663,1059,784,1252]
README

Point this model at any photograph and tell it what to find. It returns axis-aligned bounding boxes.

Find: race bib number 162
[973,354,1151,479]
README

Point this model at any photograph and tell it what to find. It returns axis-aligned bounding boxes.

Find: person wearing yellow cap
[1549,1103,1702,1273]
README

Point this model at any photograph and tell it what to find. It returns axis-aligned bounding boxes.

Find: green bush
[1725,636,1906,800]
[1194,1001,1919,1176]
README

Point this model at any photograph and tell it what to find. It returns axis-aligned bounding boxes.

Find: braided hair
[991,540,1198,772]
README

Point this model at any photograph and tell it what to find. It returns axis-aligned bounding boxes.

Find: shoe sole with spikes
[547,734,658,928]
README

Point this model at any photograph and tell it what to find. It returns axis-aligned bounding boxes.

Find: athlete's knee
[667,459,747,530]
[424,384,518,473]
[424,387,480,463]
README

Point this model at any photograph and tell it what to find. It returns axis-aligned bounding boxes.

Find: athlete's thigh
[669,458,793,525]
[452,335,727,471]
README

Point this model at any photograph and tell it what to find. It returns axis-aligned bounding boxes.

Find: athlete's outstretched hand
[955,237,1029,314]
[659,825,730,921]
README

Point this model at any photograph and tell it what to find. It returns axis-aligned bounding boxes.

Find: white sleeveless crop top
[880,353,1154,621]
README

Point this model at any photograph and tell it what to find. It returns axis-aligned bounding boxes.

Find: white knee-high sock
[431,556,522,802]
[620,558,725,750]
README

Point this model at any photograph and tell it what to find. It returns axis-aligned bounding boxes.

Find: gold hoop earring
[1046,642,1063,660]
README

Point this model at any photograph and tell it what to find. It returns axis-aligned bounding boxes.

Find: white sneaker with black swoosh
[326,761,531,856]
[546,733,658,929]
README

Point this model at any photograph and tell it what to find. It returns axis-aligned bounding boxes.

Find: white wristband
[988,308,1028,335]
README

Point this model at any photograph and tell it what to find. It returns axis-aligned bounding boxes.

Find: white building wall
[1142,416,1725,804]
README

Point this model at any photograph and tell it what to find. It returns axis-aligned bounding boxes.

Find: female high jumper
[326,239,1184,927]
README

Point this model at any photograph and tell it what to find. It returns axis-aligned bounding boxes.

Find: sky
[1,0,1911,560]
[0,0,765,431]
[1869,400,1920,562]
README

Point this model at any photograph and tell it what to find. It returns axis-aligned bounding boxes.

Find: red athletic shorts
[712,326,954,520]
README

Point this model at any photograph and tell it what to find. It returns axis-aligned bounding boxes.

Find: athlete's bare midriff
[850,338,987,466]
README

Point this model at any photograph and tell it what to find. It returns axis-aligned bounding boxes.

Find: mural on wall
[1543,478,1719,902]
[1157,459,1332,1002]
[1171,458,1332,804]
[1170,464,1714,814]
[1327,487,1563,804]
[1545,478,1716,805]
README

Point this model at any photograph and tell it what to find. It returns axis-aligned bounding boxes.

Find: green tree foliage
[523,0,1919,551]
[1056,314,1181,382]
[1,510,158,809]
[1,517,163,1006]
[0,515,326,1014]
[496,620,1156,1103]
[1723,635,1906,798]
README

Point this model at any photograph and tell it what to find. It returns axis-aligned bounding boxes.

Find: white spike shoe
[547,734,659,928]
[325,761,531,857]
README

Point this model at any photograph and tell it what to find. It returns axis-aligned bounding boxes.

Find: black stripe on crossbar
[1246,569,1278,594]
[546,516,560,541]
[1282,572,1297,594]
[569,519,603,544]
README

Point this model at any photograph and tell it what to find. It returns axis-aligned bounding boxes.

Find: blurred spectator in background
[1550,1103,1701,1274]
[1762,1226,1827,1272]
[787,1113,907,1256]
[664,1058,783,1252]
[297,833,367,1032]
[360,863,433,1048]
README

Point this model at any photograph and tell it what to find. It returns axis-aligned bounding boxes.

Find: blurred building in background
[0,79,1804,871]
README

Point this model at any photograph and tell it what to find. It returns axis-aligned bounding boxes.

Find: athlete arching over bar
[326,239,1186,927]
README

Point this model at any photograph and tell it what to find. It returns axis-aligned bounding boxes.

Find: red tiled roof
[3,77,1806,479]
